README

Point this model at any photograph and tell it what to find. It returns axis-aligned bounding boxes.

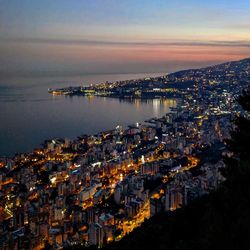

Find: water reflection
[0,73,176,157]
[116,98,176,116]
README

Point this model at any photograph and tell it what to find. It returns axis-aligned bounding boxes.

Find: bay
[0,73,176,157]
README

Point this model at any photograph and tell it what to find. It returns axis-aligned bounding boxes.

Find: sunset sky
[0,0,250,77]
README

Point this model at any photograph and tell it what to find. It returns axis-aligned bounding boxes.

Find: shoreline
[0,97,178,159]
[0,58,249,249]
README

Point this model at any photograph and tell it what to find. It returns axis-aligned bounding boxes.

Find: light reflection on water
[0,73,176,157]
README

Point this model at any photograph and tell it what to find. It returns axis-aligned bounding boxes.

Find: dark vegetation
[67,89,250,250]
[101,88,250,250]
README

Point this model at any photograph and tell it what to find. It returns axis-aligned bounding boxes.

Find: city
[1,58,249,249]
[1,1,250,249]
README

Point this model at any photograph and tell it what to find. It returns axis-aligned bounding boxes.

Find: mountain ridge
[168,57,250,76]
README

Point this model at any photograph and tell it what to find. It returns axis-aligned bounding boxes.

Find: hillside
[101,89,250,250]
[63,61,250,250]
[168,57,250,79]
[51,58,250,99]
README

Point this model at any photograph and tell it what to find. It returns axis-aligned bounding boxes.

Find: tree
[102,88,250,250]
[223,88,250,182]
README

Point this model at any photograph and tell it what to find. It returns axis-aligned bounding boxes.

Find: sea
[0,73,176,157]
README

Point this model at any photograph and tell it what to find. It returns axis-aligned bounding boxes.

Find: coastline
[0,72,171,157]
[0,98,178,159]
[0,58,249,249]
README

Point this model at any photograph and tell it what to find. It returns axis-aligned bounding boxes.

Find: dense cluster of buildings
[0,58,249,249]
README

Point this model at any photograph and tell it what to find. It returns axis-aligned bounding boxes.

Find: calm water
[0,73,176,157]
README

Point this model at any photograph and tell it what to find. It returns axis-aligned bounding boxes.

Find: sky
[0,0,250,77]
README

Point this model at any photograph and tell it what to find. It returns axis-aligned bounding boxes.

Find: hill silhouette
[99,88,250,250]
